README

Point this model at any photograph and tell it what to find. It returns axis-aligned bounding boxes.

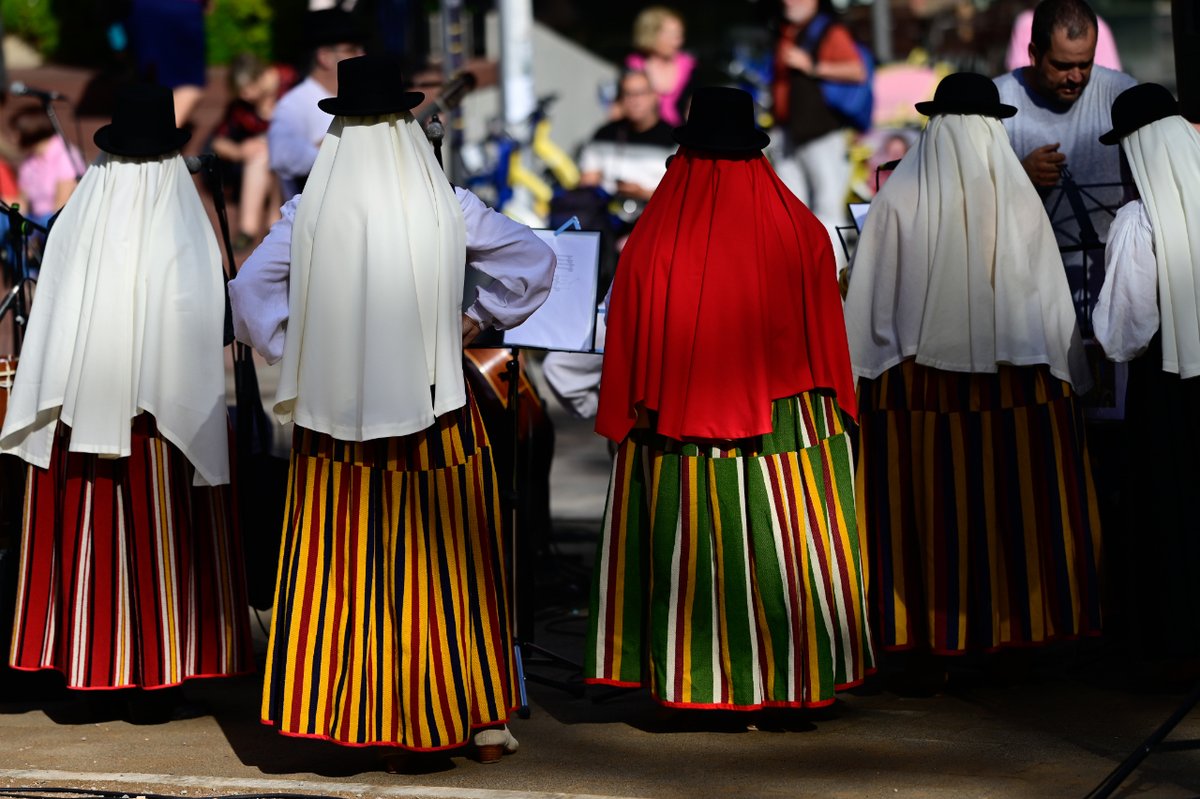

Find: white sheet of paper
[849,202,871,233]
[503,229,601,351]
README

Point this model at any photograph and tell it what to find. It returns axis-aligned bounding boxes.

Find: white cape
[0,153,229,486]
[843,113,1092,393]
[1121,116,1200,377]
[275,113,467,441]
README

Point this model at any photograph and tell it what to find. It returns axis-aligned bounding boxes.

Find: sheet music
[503,230,601,351]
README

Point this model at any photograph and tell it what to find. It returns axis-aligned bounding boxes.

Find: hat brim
[915,101,1017,119]
[672,127,770,153]
[1098,127,1124,145]
[93,125,192,157]
[317,93,425,117]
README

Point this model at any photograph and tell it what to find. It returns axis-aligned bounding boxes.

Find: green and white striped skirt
[585,391,875,709]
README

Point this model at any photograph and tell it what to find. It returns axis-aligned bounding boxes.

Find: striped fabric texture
[586,392,875,709]
[9,415,252,689]
[261,393,519,750]
[856,360,1103,654]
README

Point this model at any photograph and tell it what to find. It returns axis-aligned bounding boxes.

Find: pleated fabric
[8,414,252,689]
[586,391,875,709]
[261,390,518,750]
[856,360,1103,654]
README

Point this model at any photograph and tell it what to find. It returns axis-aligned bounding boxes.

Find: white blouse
[229,187,557,364]
[1093,200,1159,363]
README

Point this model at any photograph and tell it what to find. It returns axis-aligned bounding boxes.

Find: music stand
[490,226,603,716]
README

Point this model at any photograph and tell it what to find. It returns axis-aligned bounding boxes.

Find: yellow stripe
[825,435,863,675]
[885,413,908,646]
[796,453,822,699]
[608,442,637,681]
[678,458,698,704]
[950,416,970,651]
[708,459,735,702]
[1013,407,1046,641]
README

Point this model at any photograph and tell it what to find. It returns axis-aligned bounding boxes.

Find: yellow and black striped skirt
[260,393,519,750]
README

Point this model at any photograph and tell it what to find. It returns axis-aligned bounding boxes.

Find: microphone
[9,82,65,102]
[415,72,478,122]
[184,154,217,174]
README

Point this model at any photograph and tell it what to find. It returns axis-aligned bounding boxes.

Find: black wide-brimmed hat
[305,8,366,49]
[317,54,425,117]
[673,86,770,153]
[93,83,191,157]
[915,72,1017,119]
[1099,83,1180,145]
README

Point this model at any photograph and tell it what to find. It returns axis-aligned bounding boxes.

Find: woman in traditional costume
[0,84,252,706]
[844,72,1103,660]
[229,54,556,763]
[587,86,875,711]
[1093,83,1200,661]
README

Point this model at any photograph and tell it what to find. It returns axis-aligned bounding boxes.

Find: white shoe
[473,726,519,763]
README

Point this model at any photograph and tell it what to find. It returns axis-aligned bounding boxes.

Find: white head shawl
[1120,116,1200,377]
[843,113,1092,393]
[274,113,467,441]
[0,153,229,486]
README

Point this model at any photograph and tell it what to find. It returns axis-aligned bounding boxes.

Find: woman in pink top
[625,6,695,127]
[13,106,81,223]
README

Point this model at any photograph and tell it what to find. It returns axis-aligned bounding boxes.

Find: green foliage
[207,0,274,65]
[1,0,59,56]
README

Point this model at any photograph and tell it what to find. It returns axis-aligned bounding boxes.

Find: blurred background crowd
[0,0,1179,268]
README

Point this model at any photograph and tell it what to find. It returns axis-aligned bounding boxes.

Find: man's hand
[1022,143,1067,187]
[781,42,814,75]
[462,314,483,347]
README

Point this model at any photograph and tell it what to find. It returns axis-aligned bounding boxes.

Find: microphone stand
[0,201,44,353]
[31,96,85,180]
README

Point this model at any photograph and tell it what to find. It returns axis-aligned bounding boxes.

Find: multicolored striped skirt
[261,392,519,750]
[586,391,875,709]
[856,360,1103,654]
[8,414,253,689]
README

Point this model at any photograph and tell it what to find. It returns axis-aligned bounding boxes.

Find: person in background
[1005,3,1121,73]
[11,105,81,226]
[993,0,1135,323]
[125,0,209,127]
[625,6,695,128]
[844,72,1101,679]
[1093,84,1200,666]
[210,53,298,249]
[268,8,365,199]
[770,0,866,229]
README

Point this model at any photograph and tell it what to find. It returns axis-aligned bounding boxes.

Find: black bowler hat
[305,8,366,49]
[673,86,770,153]
[1099,83,1179,145]
[915,72,1017,119]
[93,83,190,157]
[317,54,425,117]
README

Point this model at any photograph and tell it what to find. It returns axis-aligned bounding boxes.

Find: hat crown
[672,86,770,153]
[1110,83,1178,138]
[319,54,425,117]
[931,72,1000,111]
[94,83,190,157]
[915,71,1016,119]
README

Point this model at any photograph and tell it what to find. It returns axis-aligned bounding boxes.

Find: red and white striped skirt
[8,414,253,689]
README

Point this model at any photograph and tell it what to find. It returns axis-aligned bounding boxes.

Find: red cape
[595,149,857,443]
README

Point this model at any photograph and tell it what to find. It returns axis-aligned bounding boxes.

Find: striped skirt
[856,360,1103,654]
[261,392,519,750]
[586,391,875,709]
[8,414,252,689]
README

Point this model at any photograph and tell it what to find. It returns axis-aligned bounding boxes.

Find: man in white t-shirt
[993,0,1135,325]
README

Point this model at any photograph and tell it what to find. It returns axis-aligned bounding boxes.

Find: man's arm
[228,194,302,363]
